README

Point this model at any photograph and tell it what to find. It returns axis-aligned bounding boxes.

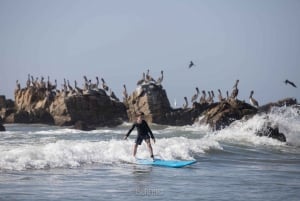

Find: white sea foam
[0,136,221,171]
[268,106,300,146]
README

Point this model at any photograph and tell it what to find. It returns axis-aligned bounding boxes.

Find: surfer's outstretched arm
[124,124,136,139]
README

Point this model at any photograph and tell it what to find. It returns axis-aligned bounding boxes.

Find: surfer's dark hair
[136,112,144,117]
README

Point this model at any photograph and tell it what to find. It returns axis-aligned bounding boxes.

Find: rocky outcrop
[126,83,172,124]
[163,103,217,126]
[0,95,15,123]
[11,88,54,124]
[0,116,5,131]
[126,83,223,126]
[50,93,127,126]
[256,125,286,142]
[72,120,96,131]
[10,85,128,127]
[200,99,258,130]
[125,82,260,129]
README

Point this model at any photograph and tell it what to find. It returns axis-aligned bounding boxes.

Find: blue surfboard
[136,158,197,168]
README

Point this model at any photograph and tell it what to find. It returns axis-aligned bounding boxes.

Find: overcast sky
[0,0,299,107]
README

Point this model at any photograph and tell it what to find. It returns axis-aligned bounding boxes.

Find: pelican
[40,76,46,89]
[156,70,164,85]
[230,80,239,100]
[123,84,128,100]
[137,73,145,85]
[249,90,259,108]
[191,87,200,103]
[74,80,83,95]
[188,61,195,68]
[110,89,119,101]
[101,78,109,91]
[183,97,188,109]
[90,76,99,90]
[15,80,21,91]
[199,90,207,104]
[26,74,31,88]
[207,91,214,104]
[67,80,73,91]
[145,69,155,83]
[285,79,297,88]
[218,89,224,102]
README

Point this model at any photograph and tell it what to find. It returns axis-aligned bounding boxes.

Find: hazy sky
[1,0,299,106]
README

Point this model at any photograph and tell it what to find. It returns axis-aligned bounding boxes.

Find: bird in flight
[188,61,195,68]
[285,79,297,88]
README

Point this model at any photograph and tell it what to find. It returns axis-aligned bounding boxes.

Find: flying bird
[285,79,297,88]
[188,61,195,68]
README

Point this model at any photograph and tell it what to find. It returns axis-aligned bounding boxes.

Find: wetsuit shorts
[135,135,150,145]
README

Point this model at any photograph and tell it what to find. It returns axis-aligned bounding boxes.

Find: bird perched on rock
[285,79,297,88]
[101,78,109,91]
[123,84,128,100]
[218,89,225,102]
[15,80,21,91]
[191,87,200,103]
[145,69,155,83]
[156,70,164,85]
[199,90,207,104]
[137,73,145,86]
[230,79,239,100]
[110,89,119,102]
[183,97,188,109]
[249,90,259,108]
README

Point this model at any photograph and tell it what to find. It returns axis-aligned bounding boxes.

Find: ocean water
[0,106,300,201]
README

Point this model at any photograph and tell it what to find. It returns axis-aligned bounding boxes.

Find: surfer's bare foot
[151,155,155,161]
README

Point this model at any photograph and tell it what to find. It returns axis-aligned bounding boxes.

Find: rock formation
[1,74,298,143]
[50,93,127,126]
[7,76,128,127]
[199,99,258,130]
[126,83,172,124]
[72,120,96,131]
[126,83,222,126]
[256,125,286,142]
[0,95,15,125]
[10,87,54,124]
[0,116,5,131]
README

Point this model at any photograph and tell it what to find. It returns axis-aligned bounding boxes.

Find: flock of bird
[135,69,164,86]
[181,79,250,109]
[15,64,297,109]
[184,60,297,109]
[15,74,120,101]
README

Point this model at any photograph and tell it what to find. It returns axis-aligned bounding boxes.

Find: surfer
[124,112,156,160]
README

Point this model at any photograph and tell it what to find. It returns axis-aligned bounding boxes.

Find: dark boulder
[200,100,257,130]
[256,126,286,142]
[5,109,54,124]
[0,124,5,131]
[0,117,5,131]
[72,120,96,131]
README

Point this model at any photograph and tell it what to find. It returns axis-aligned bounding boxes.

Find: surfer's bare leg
[145,139,154,159]
[133,143,138,158]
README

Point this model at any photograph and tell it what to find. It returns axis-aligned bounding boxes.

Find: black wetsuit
[126,120,154,145]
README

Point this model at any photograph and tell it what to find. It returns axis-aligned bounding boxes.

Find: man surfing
[124,112,156,160]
